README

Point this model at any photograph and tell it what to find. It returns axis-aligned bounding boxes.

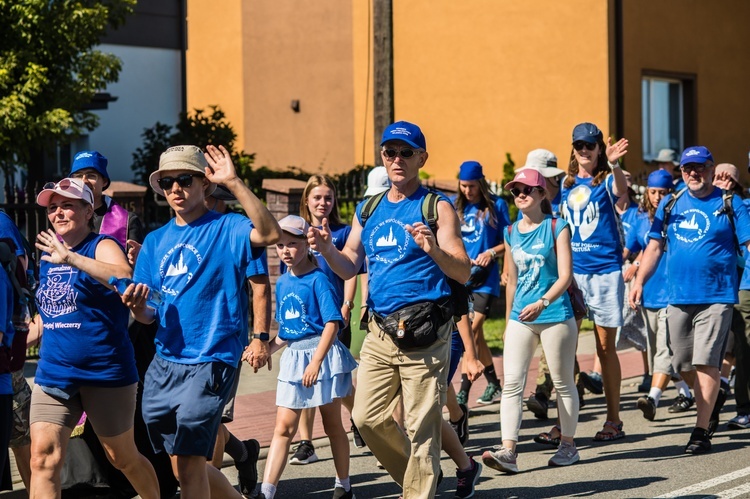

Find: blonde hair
[300,175,341,226]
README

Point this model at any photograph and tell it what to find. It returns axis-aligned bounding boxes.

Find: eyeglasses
[43,179,75,191]
[681,163,710,174]
[156,173,202,190]
[573,141,597,151]
[510,186,542,197]
[382,147,422,159]
[71,172,99,182]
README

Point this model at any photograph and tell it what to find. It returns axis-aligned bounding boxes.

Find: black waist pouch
[373,299,452,350]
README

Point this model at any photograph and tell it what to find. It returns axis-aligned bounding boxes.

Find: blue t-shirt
[649,189,750,305]
[0,270,14,395]
[35,233,137,391]
[620,201,640,246]
[134,210,259,366]
[0,212,26,259]
[459,197,509,296]
[357,186,451,315]
[507,217,574,323]
[626,212,669,309]
[739,199,750,290]
[561,174,622,275]
[275,268,343,341]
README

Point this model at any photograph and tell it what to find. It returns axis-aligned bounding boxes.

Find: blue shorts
[447,330,465,383]
[142,356,236,459]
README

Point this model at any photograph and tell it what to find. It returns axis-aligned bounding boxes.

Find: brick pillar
[262,178,307,335]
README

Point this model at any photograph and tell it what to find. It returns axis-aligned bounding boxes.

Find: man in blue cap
[630,146,750,455]
[310,121,473,498]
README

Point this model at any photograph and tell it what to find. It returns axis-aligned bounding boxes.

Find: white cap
[364,166,391,197]
[517,149,564,177]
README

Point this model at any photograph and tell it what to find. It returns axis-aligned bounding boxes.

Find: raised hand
[606,137,629,164]
[308,217,333,254]
[36,229,70,264]
[203,145,238,186]
[406,221,436,254]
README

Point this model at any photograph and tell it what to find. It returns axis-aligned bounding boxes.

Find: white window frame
[642,76,684,162]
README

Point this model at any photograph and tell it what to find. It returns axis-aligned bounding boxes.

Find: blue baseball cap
[680,146,714,166]
[647,170,674,189]
[380,121,427,150]
[458,161,484,181]
[572,122,603,144]
[70,150,110,189]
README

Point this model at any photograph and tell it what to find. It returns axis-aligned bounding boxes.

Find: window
[642,76,684,161]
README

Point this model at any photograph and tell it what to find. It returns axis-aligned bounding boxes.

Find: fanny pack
[372,299,452,350]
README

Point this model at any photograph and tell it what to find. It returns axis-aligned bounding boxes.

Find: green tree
[0,0,134,174]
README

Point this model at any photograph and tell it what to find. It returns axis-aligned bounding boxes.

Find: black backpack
[359,189,470,318]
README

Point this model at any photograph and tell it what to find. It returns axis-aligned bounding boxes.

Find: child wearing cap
[258,215,357,499]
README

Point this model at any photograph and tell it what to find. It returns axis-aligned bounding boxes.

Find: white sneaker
[548,441,580,467]
[481,446,518,474]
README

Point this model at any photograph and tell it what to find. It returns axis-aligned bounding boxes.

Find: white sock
[335,477,351,491]
[674,380,691,398]
[648,387,663,406]
[261,482,277,499]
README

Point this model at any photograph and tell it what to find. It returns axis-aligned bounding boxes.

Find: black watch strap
[252,332,270,342]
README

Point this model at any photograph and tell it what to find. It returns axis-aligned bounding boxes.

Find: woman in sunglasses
[29,178,159,498]
[482,168,579,473]
[560,122,629,442]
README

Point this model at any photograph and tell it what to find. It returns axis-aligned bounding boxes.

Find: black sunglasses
[510,186,541,197]
[681,163,710,174]
[156,173,202,191]
[573,141,597,151]
[382,147,420,159]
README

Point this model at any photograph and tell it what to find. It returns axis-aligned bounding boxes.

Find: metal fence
[2,181,47,264]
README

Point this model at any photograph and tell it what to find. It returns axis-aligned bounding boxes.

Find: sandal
[593,421,625,442]
[534,425,561,446]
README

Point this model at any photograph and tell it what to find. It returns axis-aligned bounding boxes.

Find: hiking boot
[638,374,652,393]
[456,389,469,406]
[237,439,260,497]
[289,440,318,465]
[350,418,366,448]
[728,413,750,430]
[332,486,355,499]
[450,403,470,446]
[481,446,518,474]
[454,458,482,498]
[636,396,657,421]
[548,441,580,467]
[476,383,502,405]
[579,371,603,395]
[668,394,694,413]
[708,381,730,438]
[526,393,549,420]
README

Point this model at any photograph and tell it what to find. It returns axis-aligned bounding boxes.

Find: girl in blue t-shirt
[260,215,357,499]
[482,168,579,473]
[559,122,629,442]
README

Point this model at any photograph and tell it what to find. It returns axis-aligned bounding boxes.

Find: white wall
[86,44,182,183]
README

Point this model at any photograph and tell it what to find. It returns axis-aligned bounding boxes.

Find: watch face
[254,332,270,341]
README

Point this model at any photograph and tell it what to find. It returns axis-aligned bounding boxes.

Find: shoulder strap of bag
[660,187,687,249]
[720,190,742,256]
[358,190,388,228]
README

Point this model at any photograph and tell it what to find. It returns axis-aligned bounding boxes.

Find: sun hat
[458,161,484,181]
[572,122,603,144]
[504,168,547,191]
[653,148,678,166]
[680,146,714,166]
[209,185,237,202]
[278,215,310,236]
[364,166,391,197]
[518,149,564,177]
[148,145,216,196]
[715,163,740,184]
[37,178,94,207]
[70,150,110,189]
[380,121,426,150]
[647,170,674,189]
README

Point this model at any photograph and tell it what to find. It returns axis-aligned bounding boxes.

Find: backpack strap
[422,190,440,233]
[358,190,388,228]
[660,187,687,249]
[720,190,742,256]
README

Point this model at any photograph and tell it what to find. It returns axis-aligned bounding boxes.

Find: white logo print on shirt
[673,209,711,243]
[159,243,203,296]
[461,213,484,244]
[369,219,409,264]
[563,184,599,242]
[37,266,78,318]
[278,293,308,336]
[512,246,545,293]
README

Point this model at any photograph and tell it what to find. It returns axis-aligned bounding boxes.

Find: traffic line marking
[656,467,750,498]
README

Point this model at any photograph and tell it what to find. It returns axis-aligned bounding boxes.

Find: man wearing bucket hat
[630,146,750,454]
[310,121,472,498]
[652,148,685,191]
[120,145,281,497]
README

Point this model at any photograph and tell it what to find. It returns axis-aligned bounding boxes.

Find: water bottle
[108,276,163,308]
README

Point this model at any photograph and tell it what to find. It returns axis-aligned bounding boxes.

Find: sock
[225,433,248,462]
[674,380,691,398]
[335,477,351,492]
[261,482,277,499]
[648,387,663,406]
[460,373,472,393]
[484,365,500,386]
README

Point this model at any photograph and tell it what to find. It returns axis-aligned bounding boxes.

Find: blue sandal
[594,421,625,442]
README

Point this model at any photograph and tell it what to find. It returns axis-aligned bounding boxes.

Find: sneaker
[481,446,518,474]
[236,439,260,497]
[450,404,470,446]
[456,389,469,406]
[548,441,580,467]
[526,394,549,420]
[289,440,319,465]
[579,371,603,395]
[476,383,502,405]
[332,486,355,499]
[454,459,482,498]
[708,381,730,437]
[638,374,652,393]
[636,396,657,421]
[685,438,712,454]
[668,394,695,413]
[351,418,366,448]
[728,413,750,429]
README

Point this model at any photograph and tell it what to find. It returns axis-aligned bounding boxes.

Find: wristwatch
[343,300,354,310]
[541,298,550,308]
[252,332,270,342]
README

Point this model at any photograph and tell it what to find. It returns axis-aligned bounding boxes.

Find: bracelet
[634,261,640,267]
[608,160,621,169]
[489,248,497,259]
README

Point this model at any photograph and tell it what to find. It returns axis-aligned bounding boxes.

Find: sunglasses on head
[43,178,80,191]
[382,147,420,159]
[510,186,541,197]
[156,173,202,191]
[573,141,597,151]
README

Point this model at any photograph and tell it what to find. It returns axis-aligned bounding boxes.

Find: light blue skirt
[276,335,358,409]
